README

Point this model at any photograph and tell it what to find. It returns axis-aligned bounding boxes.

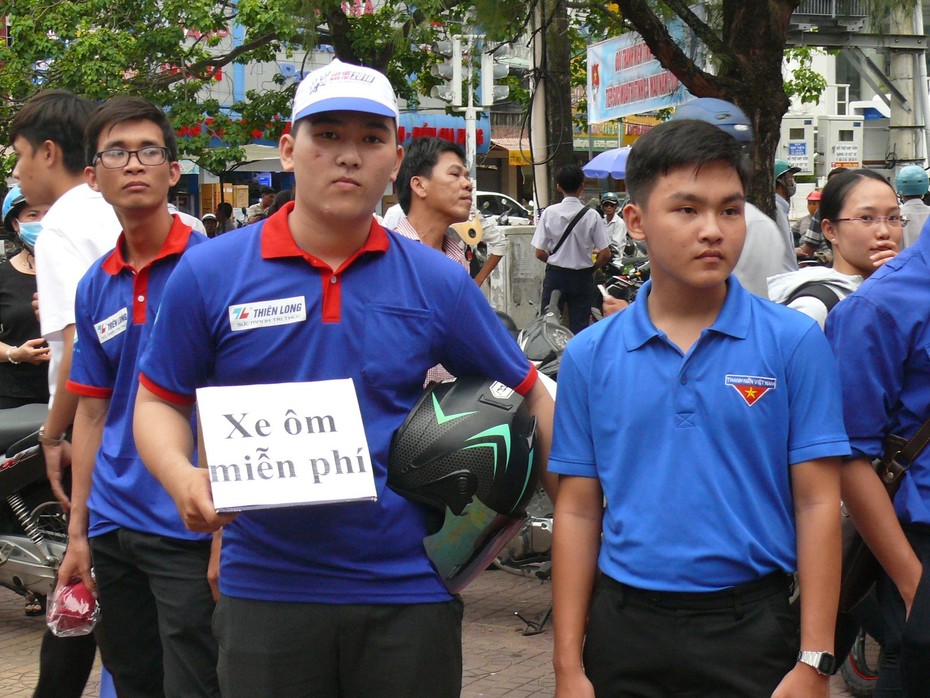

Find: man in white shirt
[600,191,626,250]
[532,165,611,334]
[9,86,117,698]
[10,89,122,510]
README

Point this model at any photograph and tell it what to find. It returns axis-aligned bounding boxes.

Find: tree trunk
[542,0,576,203]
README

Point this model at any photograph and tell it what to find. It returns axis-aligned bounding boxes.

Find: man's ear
[410,173,429,201]
[84,165,100,193]
[40,140,60,170]
[389,145,403,183]
[624,202,646,241]
[279,133,295,173]
[168,160,182,188]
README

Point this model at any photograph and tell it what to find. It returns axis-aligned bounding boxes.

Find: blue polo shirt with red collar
[549,277,849,592]
[68,215,207,540]
[137,202,537,603]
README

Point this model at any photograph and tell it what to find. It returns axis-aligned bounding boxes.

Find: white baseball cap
[291,59,399,125]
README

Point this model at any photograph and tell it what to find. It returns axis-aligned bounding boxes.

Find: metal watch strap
[797,650,835,675]
[38,425,66,446]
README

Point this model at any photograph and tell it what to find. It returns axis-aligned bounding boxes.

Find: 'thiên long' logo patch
[725,374,777,407]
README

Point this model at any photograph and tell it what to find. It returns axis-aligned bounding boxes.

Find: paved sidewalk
[0,567,856,696]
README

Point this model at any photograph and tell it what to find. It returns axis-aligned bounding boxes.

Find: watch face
[817,653,836,675]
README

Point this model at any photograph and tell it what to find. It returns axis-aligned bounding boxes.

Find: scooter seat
[0,403,49,455]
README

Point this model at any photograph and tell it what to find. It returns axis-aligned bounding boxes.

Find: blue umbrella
[582,146,632,179]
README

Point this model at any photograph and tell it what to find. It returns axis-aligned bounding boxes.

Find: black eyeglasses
[601,202,618,207]
[94,146,170,169]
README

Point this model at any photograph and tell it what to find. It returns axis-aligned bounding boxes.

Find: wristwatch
[797,650,836,675]
[37,425,66,447]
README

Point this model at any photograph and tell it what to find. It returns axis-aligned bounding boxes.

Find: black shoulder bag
[548,206,592,258]
[839,420,930,612]
[784,281,842,314]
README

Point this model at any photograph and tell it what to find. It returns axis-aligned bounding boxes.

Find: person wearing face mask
[0,185,51,620]
[774,159,800,253]
[0,185,51,410]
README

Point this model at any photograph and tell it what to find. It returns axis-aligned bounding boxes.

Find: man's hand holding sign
[197,379,377,513]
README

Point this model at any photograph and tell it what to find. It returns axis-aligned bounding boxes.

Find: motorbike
[515,290,573,381]
[492,295,568,634]
[595,241,650,306]
[0,403,67,606]
[840,627,880,696]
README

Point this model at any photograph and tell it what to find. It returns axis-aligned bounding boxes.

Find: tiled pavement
[0,567,856,697]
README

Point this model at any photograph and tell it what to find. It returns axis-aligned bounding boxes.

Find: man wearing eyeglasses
[55,96,217,697]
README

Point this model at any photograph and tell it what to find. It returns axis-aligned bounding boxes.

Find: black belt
[600,571,790,611]
[545,264,594,273]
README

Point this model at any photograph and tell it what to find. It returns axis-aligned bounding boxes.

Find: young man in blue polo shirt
[57,96,217,697]
[827,217,930,693]
[132,60,553,698]
[549,119,849,697]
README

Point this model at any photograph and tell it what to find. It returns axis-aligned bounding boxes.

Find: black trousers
[583,573,798,697]
[214,595,464,698]
[90,528,219,698]
[541,265,595,336]
[874,523,930,697]
[32,631,96,698]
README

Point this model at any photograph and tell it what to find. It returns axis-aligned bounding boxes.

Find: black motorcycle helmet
[389,377,539,592]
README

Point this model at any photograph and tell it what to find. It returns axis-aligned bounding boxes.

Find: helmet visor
[423,500,526,594]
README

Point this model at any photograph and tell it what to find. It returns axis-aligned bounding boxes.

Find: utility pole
[888,6,926,170]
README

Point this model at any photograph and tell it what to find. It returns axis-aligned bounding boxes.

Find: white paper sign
[196,379,377,512]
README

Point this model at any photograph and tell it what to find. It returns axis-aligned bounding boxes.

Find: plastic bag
[46,578,99,637]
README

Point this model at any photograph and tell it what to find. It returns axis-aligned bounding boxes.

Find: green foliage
[783,47,828,105]
[0,0,452,177]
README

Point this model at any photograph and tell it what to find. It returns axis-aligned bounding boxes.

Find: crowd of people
[1,60,930,698]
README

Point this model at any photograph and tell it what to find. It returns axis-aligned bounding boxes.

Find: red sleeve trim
[65,381,113,399]
[513,362,539,397]
[139,372,196,406]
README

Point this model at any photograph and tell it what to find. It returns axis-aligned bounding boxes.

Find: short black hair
[819,168,893,223]
[555,165,585,195]
[84,96,178,168]
[396,137,466,214]
[260,186,275,196]
[216,201,233,217]
[625,119,749,207]
[10,90,96,175]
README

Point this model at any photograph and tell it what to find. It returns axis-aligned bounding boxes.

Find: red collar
[260,202,390,272]
[101,215,194,275]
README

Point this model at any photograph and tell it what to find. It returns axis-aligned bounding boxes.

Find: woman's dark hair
[819,169,894,223]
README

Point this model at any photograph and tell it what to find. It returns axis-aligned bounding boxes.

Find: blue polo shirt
[549,277,849,592]
[68,216,207,540]
[137,202,537,604]
[826,221,930,526]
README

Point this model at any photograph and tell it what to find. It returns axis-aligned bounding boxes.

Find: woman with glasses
[768,169,902,329]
